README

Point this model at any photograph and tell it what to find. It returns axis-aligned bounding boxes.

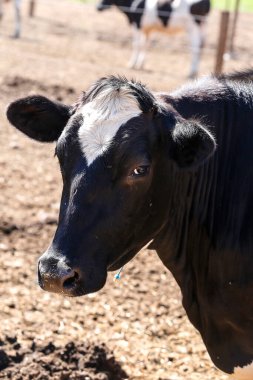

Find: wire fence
[96,4,209,22]
[2,0,209,21]
[1,0,253,68]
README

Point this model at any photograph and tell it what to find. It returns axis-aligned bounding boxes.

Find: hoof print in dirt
[0,337,128,380]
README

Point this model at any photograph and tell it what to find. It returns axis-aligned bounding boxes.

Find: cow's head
[7,76,215,296]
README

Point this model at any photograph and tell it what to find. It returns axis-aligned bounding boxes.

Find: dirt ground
[0,1,252,379]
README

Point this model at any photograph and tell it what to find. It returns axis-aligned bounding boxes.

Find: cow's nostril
[62,271,79,290]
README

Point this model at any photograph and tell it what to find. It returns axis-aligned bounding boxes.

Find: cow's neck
[151,161,209,319]
[151,94,235,330]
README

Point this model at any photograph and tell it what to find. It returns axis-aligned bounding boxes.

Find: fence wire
[2,0,253,59]
[21,0,210,22]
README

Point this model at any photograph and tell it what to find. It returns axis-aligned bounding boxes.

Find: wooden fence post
[29,0,35,18]
[214,11,230,75]
[227,0,240,56]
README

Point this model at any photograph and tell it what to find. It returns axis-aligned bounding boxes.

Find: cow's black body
[97,0,210,27]
[98,0,145,28]
[122,0,174,28]
[156,75,253,373]
[114,0,145,28]
[7,71,253,378]
[190,0,210,24]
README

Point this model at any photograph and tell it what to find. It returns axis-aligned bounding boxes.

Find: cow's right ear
[6,95,71,142]
[169,118,216,169]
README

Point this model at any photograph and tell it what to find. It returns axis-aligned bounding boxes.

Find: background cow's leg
[135,31,148,69]
[13,0,21,38]
[188,22,204,79]
[128,26,142,69]
[128,27,148,70]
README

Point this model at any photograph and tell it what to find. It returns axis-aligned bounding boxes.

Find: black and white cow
[7,70,253,379]
[97,0,211,78]
[0,0,21,38]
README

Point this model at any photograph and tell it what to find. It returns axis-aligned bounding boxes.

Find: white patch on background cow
[78,86,141,166]
[142,0,158,27]
[230,361,253,379]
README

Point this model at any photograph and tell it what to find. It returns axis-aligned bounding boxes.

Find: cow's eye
[131,165,150,177]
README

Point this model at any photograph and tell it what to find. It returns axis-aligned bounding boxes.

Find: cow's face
[7,76,215,296]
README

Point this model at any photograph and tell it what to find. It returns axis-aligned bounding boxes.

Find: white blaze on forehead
[78,86,142,166]
[230,361,253,379]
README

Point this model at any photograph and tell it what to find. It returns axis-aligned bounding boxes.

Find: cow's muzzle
[37,248,107,296]
[38,256,82,296]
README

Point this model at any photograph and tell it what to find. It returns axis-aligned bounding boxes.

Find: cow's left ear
[170,119,216,169]
[7,95,72,142]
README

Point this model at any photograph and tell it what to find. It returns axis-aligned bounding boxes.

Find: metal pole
[215,11,230,75]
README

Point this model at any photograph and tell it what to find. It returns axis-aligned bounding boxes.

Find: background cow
[0,0,21,38]
[97,0,211,78]
[6,70,253,379]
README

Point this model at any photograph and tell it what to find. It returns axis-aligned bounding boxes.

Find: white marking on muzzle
[78,86,141,166]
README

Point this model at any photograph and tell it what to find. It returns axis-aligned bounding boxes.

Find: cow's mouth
[107,248,140,272]
[107,239,155,272]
